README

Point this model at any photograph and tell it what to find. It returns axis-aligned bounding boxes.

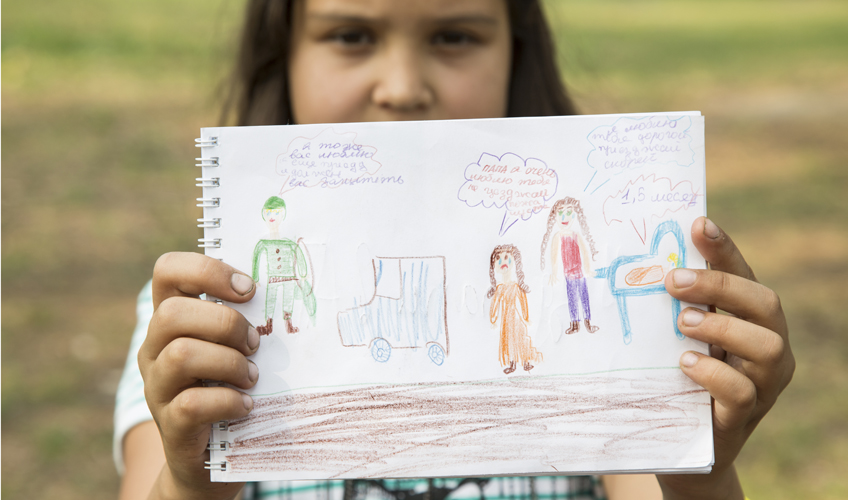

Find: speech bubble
[276,128,388,194]
[602,174,702,244]
[584,115,695,194]
[457,152,558,236]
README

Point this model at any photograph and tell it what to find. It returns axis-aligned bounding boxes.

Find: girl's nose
[371,44,434,114]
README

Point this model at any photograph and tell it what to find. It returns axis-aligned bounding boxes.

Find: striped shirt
[114,282,606,500]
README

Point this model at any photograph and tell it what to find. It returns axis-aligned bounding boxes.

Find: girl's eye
[329,29,374,47]
[431,30,477,47]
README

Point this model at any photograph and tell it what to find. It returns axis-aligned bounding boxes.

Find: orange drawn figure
[487,244,543,375]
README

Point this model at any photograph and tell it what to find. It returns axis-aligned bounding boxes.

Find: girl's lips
[500,264,508,269]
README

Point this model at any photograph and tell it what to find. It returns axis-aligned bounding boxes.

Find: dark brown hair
[487,244,530,299]
[540,197,598,270]
[223,0,577,125]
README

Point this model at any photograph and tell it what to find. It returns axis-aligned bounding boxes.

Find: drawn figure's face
[496,251,514,279]
[263,208,286,230]
[558,205,574,227]
[288,0,511,124]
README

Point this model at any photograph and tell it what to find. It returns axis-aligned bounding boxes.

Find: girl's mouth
[500,264,508,269]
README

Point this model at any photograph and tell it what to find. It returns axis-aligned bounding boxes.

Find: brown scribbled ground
[2,1,847,499]
[225,373,708,478]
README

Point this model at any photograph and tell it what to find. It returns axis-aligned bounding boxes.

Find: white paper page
[199,112,713,482]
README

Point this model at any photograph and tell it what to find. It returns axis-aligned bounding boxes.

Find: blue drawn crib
[594,220,687,345]
[337,256,449,365]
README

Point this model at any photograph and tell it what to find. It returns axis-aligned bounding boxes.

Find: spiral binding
[207,418,230,472]
[196,177,220,188]
[198,238,221,248]
[195,157,219,167]
[197,197,220,208]
[197,218,221,228]
[208,441,230,452]
[204,460,227,471]
[196,137,231,470]
[196,140,221,250]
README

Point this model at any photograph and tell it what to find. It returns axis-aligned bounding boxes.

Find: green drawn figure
[252,196,316,335]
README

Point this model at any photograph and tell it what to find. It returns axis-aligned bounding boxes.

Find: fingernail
[247,361,259,383]
[232,273,255,295]
[704,218,720,239]
[682,309,705,327]
[242,393,253,411]
[673,269,697,288]
[247,326,260,350]
[681,352,699,368]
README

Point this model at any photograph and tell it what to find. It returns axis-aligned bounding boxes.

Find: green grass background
[3,1,847,498]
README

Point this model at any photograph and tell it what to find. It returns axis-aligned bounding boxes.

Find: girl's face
[496,251,514,279]
[288,0,512,124]
[558,205,574,227]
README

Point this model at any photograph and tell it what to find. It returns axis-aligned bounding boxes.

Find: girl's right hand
[138,252,259,500]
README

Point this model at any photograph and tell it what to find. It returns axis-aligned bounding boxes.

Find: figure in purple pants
[541,197,600,335]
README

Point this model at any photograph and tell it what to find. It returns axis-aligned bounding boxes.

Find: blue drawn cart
[594,220,687,345]
[337,256,449,365]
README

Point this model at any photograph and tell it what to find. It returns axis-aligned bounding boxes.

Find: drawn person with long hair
[488,244,543,374]
[541,197,600,335]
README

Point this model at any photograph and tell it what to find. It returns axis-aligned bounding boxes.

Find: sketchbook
[197,112,714,482]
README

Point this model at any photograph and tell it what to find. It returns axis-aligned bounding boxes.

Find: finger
[147,337,259,404]
[690,217,757,282]
[141,297,260,363]
[709,344,727,361]
[665,268,787,335]
[152,252,256,309]
[678,308,786,367]
[160,386,253,438]
[679,352,756,430]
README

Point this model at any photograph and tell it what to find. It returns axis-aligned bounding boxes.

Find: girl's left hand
[657,217,795,499]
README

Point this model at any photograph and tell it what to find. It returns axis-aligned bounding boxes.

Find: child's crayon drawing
[251,196,316,335]
[275,128,405,193]
[602,173,702,243]
[487,244,542,374]
[584,114,696,194]
[199,112,712,481]
[541,197,600,336]
[624,253,679,286]
[337,256,448,365]
[594,220,687,344]
[224,371,708,479]
[457,152,558,236]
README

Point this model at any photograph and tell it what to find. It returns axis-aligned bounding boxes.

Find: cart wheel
[427,344,445,366]
[371,338,391,363]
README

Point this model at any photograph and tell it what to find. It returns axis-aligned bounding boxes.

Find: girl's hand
[138,252,259,500]
[658,217,795,500]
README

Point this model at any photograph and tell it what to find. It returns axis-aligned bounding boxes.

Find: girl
[487,244,543,374]
[116,1,795,499]
[540,197,600,335]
